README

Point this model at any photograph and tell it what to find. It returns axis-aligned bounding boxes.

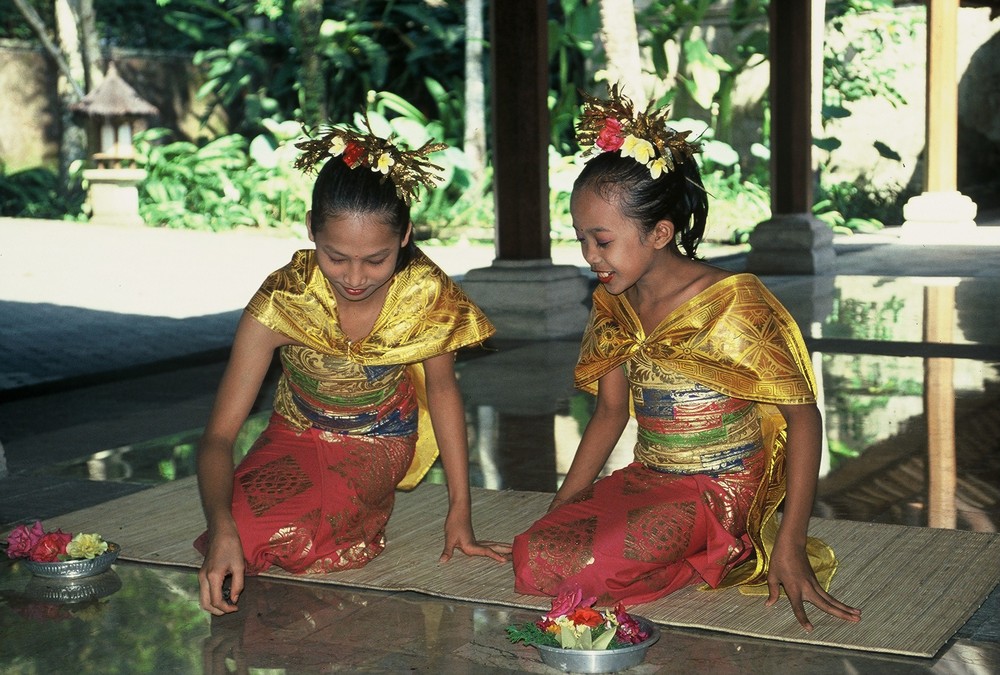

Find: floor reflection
[769,275,999,348]
[3,558,995,674]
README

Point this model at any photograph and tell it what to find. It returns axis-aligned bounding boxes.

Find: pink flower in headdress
[596,118,624,152]
[342,142,365,167]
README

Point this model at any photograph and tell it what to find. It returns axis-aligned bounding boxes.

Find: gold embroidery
[240,455,313,517]
[575,274,816,404]
[623,501,696,562]
[246,248,494,366]
[528,516,599,584]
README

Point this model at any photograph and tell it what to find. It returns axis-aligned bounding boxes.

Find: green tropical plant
[159,1,468,135]
[549,0,601,154]
[817,0,919,226]
[134,119,308,230]
[640,0,768,147]
[0,164,85,220]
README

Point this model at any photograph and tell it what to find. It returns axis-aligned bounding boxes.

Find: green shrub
[0,165,85,220]
[134,121,309,231]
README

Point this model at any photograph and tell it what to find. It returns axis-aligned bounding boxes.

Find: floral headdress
[294,115,448,206]
[576,83,702,180]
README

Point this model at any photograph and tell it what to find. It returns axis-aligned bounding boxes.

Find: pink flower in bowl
[614,603,650,644]
[5,522,45,559]
[543,587,596,620]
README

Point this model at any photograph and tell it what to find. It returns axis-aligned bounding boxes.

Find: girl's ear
[306,210,315,242]
[401,221,413,248]
[651,219,675,250]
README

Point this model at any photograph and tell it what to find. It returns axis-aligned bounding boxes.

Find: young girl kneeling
[196,121,509,615]
[512,87,861,632]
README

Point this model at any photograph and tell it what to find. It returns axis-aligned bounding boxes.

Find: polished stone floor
[2,227,1000,674]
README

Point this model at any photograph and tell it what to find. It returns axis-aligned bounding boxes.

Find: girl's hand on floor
[199,532,246,615]
[766,541,862,631]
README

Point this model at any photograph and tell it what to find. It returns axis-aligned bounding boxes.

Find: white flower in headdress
[647,157,668,180]
[621,135,655,165]
[328,135,347,157]
[375,151,395,175]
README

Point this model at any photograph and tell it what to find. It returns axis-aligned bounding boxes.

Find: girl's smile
[307,211,411,306]
[571,187,664,296]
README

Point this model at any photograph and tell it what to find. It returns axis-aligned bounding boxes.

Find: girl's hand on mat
[440,512,512,563]
[442,539,513,563]
[199,533,246,615]
[766,542,862,631]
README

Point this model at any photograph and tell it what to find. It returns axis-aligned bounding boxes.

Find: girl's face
[571,187,668,296]
[308,211,411,305]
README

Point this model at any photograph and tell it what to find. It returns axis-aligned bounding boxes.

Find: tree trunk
[464,0,487,182]
[77,0,102,90]
[11,0,84,97]
[55,0,88,181]
[597,0,644,100]
[293,0,326,127]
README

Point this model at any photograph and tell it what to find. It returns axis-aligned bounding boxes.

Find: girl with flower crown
[195,121,510,615]
[511,86,861,632]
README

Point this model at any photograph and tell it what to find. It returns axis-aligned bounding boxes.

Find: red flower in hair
[342,142,365,167]
[596,118,624,152]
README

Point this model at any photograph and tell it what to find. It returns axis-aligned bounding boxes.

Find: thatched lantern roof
[71,62,159,119]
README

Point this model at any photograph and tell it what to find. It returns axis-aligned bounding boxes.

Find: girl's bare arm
[197,313,287,614]
[768,402,862,630]
[423,352,510,562]
[550,365,631,509]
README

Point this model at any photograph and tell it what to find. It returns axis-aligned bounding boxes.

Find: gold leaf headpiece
[294,115,448,206]
[576,84,702,179]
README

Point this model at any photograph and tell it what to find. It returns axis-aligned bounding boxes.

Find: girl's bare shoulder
[687,260,735,294]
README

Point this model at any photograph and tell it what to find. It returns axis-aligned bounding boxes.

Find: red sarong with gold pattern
[512,274,837,604]
[196,248,494,574]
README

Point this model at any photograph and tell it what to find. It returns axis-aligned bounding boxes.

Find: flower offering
[4,521,109,563]
[506,588,651,651]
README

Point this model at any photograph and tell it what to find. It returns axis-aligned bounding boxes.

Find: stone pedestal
[745,213,835,275]
[901,191,978,244]
[460,260,591,340]
[84,168,148,227]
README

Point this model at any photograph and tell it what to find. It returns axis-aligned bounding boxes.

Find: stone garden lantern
[71,62,158,226]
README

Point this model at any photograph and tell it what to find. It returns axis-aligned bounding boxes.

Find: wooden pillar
[770,0,812,214]
[460,1,589,339]
[901,0,977,242]
[925,0,958,193]
[745,1,834,275]
[489,0,549,261]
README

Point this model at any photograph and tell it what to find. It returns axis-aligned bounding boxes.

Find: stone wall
[0,42,59,171]
[0,41,227,173]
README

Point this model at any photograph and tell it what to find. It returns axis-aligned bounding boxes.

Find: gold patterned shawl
[575,274,836,592]
[246,248,495,490]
